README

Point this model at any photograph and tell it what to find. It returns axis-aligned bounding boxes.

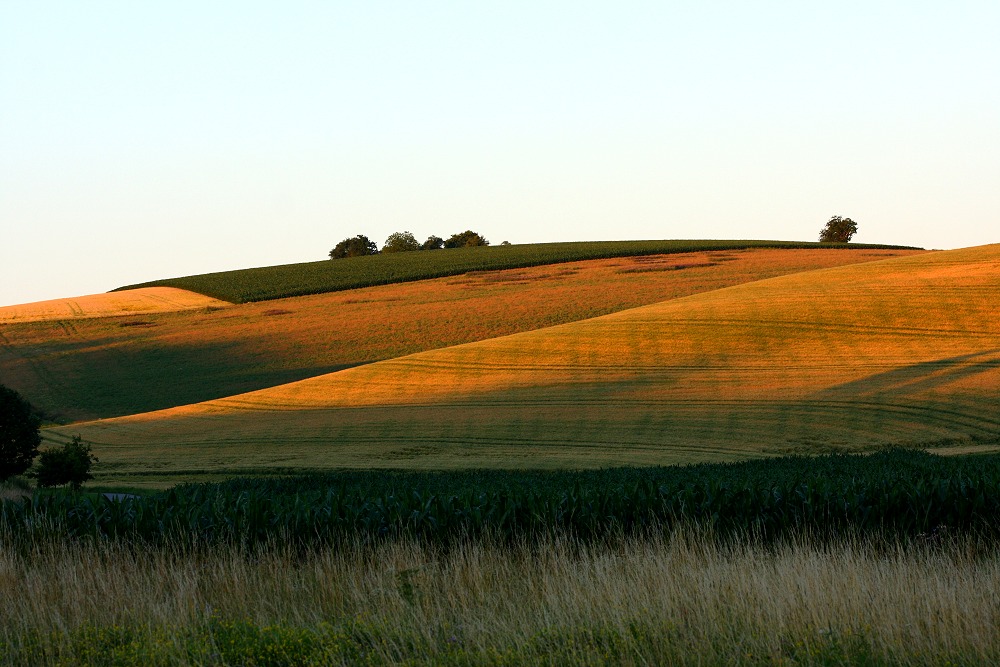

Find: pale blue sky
[2,1,998,306]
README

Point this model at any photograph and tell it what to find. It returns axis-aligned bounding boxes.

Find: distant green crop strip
[114,240,920,303]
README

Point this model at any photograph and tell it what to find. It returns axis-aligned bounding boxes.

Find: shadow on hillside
[815,349,1000,399]
[5,335,366,423]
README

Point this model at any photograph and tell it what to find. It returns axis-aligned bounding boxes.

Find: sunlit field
[0,247,915,422]
[5,0,994,663]
[6,244,999,664]
[0,287,228,324]
[120,239,917,303]
[51,245,1000,483]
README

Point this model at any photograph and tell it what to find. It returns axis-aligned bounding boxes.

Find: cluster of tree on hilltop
[330,230,511,259]
[331,215,858,259]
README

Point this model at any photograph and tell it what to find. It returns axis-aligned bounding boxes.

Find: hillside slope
[50,245,1000,480]
[3,248,910,422]
[0,288,229,324]
[117,240,919,303]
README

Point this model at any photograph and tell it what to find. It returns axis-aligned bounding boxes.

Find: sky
[2,1,998,307]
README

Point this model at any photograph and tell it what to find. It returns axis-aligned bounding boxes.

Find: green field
[9,449,1000,545]
[116,239,918,303]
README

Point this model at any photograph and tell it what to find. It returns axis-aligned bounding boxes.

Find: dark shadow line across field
[815,350,1000,400]
[17,333,375,421]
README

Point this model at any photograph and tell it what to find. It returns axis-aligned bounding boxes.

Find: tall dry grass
[1,525,998,664]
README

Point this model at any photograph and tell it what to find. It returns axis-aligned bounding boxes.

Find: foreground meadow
[4,449,1000,666]
[1,247,914,423]
[4,531,999,666]
[51,245,999,484]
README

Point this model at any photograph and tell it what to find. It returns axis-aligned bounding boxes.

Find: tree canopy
[0,384,41,481]
[329,235,379,259]
[382,231,420,253]
[444,230,489,248]
[35,436,97,490]
[819,216,859,243]
[421,235,445,250]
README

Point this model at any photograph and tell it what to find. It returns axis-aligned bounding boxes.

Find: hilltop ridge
[115,239,920,303]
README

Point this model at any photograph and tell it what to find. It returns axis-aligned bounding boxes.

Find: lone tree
[0,384,41,481]
[444,230,489,248]
[421,235,444,250]
[382,231,420,253]
[35,436,97,491]
[819,216,859,243]
[329,235,379,259]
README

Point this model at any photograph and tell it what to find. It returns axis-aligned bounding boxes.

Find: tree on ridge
[819,216,858,243]
[330,235,379,259]
[444,230,489,248]
[421,235,445,250]
[382,231,421,253]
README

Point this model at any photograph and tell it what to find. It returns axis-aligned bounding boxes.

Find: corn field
[5,450,1000,546]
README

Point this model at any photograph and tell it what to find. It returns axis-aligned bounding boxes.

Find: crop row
[4,450,1000,546]
[115,240,919,303]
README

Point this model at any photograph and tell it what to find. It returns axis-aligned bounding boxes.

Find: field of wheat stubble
[44,245,1000,481]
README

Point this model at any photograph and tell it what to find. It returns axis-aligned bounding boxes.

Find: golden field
[1,248,910,422]
[46,245,1000,481]
[0,287,229,324]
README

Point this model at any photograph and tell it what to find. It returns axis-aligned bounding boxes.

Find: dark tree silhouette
[421,235,445,250]
[0,384,41,481]
[444,230,489,248]
[35,436,97,491]
[329,235,379,259]
[819,216,859,243]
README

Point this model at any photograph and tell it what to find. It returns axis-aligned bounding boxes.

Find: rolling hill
[0,288,229,324]
[47,244,999,483]
[2,247,911,422]
[117,239,919,303]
